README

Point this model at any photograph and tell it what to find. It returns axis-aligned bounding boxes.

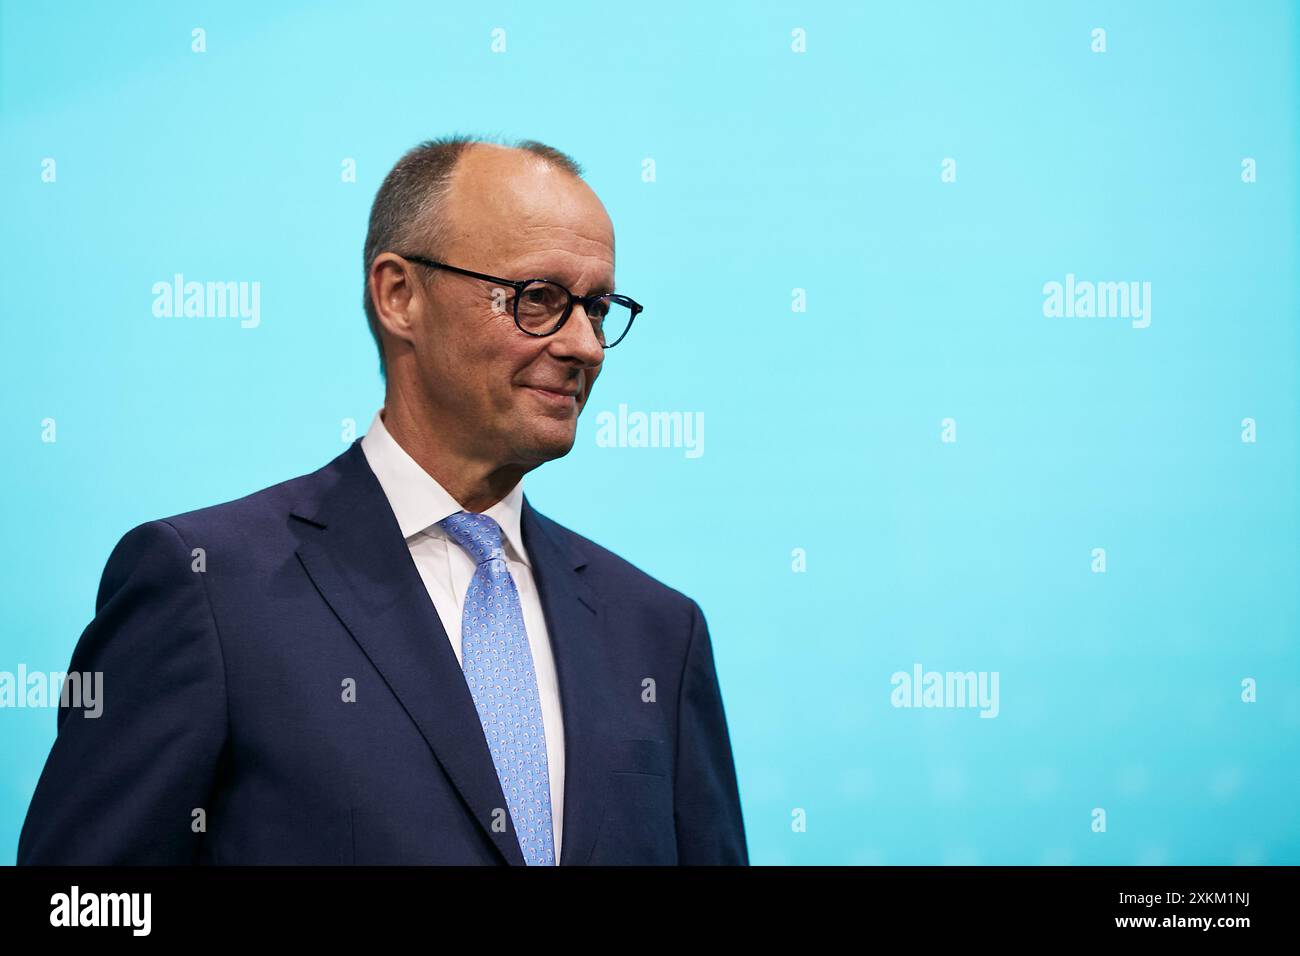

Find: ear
[369,253,424,347]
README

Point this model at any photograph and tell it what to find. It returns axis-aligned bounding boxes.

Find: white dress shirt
[360,408,565,860]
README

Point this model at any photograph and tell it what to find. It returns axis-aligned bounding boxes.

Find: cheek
[441,311,513,377]
[483,343,546,406]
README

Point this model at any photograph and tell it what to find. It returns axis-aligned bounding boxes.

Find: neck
[380,393,525,514]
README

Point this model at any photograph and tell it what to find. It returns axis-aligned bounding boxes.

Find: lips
[523,381,580,400]
[521,382,581,414]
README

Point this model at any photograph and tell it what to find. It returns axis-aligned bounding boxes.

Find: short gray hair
[361,134,584,379]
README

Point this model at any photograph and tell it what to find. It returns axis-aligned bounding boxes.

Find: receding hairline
[437,141,610,249]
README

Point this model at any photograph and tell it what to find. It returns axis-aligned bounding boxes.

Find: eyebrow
[543,274,616,297]
[509,256,615,296]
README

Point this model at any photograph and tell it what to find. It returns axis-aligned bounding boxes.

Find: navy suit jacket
[17,441,747,865]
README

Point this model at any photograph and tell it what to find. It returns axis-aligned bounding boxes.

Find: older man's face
[411,146,614,470]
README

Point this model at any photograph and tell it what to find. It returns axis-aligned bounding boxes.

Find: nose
[548,300,605,368]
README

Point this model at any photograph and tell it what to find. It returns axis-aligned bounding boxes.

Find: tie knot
[438,511,505,566]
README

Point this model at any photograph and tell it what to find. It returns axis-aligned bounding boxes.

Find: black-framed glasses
[398,253,644,348]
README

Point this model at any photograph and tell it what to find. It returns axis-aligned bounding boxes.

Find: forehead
[443,145,615,283]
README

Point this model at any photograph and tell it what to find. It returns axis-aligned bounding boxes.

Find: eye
[516,282,567,313]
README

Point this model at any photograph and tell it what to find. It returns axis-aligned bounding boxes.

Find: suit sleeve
[16,519,230,864]
[673,599,748,865]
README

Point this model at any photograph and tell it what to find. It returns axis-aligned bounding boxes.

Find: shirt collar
[359,409,530,567]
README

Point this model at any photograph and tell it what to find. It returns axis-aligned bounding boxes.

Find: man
[17,135,748,865]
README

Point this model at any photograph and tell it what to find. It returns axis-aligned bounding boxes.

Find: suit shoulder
[531,510,698,613]
[128,445,354,544]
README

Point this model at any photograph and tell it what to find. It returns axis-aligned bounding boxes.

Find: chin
[517,426,577,464]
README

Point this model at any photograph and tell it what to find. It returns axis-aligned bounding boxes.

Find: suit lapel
[291,442,525,865]
[520,496,617,866]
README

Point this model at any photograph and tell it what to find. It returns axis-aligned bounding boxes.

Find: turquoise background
[2,0,1297,864]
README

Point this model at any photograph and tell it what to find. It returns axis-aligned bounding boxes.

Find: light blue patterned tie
[438,511,556,866]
